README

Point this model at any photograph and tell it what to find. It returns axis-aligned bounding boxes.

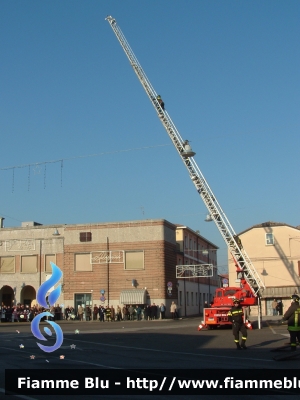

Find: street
[0,316,299,399]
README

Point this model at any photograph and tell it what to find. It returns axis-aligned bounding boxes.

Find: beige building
[0,220,64,308]
[228,221,300,316]
[0,218,218,318]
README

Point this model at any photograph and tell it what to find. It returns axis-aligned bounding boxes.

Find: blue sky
[1,1,299,273]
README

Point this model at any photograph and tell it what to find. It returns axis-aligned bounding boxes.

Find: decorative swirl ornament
[31,262,64,353]
[36,262,62,308]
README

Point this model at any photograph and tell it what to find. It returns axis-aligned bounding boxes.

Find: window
[179,291,182,306]
[0,256,15,273]
[21,255,37,273]
[125,251,144,270]
[186,291,189,306]
[224,290,238,296]
[184,236,188,248]
[196,292,198,305]
[191,292,194,306]
[75,254,92,271]
[45,254,56,273]
[266,233,274,245]
[80,232,92,242]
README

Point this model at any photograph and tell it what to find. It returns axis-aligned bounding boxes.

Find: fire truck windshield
[224,290,239,296]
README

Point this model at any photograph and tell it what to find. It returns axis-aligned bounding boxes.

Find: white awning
[120,289,147,305]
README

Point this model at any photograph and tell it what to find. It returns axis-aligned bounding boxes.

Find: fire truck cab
[199,282,256,330]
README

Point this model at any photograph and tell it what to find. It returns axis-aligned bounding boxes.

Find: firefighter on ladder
[156,95,165,110]
[228,299,247,350]
[281,294,300,351]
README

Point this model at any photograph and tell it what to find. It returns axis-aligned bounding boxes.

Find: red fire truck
[198,275,255,330]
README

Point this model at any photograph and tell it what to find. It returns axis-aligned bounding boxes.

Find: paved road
[0,317,298,399]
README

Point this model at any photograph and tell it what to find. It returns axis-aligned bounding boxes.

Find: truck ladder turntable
[105,15,265,301]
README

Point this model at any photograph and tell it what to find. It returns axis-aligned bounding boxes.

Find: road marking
[266,321,291,338]
[0,346,30,353]
[63,337,273,363]
[60,322,194,334]
[0,339,273,364]
[266,321,277,334]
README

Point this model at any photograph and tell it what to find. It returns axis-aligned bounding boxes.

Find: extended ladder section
[106,16,265,297]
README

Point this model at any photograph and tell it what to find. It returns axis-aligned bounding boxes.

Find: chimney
[0,217,4,228]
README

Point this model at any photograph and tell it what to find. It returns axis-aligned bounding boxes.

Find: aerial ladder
[105,16,265,324]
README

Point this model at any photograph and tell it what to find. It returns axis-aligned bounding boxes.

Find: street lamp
[205,214,213,222]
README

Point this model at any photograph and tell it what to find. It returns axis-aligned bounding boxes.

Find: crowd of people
[64,303,171,322]
[0,303,63,322]
[0,302,178,322]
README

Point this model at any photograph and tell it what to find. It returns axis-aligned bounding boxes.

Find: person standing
[105,305,112,321]
[228,299,248,350]
[65,305,71,320]
[93,305,99,321]
[1,306,6,323]
[116,305,122,321]
[5,306,12,322]
[110,305,115,321]
[55,304,61,321]
[272,299,278,316]
[160,303,166,319]
[77,305,84,321]
[28,308,35,322]
[147,304,152,320]
[99,306,105,322]
[128,305,134,320]
[281,294,300,351]
[136,305,142,321]
[122,305,128,321]
[170,301,177,319]
[151,303,157,320]
[12,307,18,322]
[277,300,283,316]
[144,305,149,321]
[85,306,92,321]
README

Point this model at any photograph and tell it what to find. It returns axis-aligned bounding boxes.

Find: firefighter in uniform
[228,299,247,350]
[156,95,165,110]
[281,294,300,351]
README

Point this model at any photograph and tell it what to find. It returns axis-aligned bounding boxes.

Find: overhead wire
[0,144,171,171]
